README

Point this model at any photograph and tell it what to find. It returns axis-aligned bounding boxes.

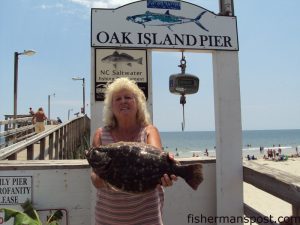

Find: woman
[91,77,176,225]
[32,107,47,133]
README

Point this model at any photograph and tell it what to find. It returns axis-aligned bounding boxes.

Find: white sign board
[0,176,32,205]
[95,48,148,101]
[91,0,238,51]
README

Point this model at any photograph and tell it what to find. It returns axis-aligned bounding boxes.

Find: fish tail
[176,163,203,190]
[136,57,143,65]
[194,11,209,32]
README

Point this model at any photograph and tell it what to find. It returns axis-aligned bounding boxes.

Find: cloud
[39,3,64,10]
[38,1,86,17]
[68,0,135,8]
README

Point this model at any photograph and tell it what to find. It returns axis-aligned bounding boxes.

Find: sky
[1,0,300,132]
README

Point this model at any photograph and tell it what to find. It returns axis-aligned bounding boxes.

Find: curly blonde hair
[103,77,151,128]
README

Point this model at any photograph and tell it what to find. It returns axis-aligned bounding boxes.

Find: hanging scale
[169,52,200,131]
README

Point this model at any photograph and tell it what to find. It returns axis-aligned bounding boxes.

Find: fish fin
[165,10,170,15]
[127,63,132,67]
[136,57,143,65]
[177,163,203,190]
[194,11,209,32]
[112,51,119,55]
[120,53,134,59]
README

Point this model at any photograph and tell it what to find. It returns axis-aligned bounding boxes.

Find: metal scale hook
[179,52,187,131]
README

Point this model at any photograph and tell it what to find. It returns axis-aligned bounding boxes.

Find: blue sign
[147,0,181,10]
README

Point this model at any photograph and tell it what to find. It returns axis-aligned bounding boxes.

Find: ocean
[1,129,299,158]
[160,129,300,158]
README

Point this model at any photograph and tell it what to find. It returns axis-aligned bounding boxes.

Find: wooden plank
[0,117,32,125]
[244,203,279,225]
[0,125,35,137]
[244,161,300,206]
[0,159,89,170]
[16,132,36,141]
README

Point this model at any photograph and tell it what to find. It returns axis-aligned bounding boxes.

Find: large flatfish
[85,142,203,193]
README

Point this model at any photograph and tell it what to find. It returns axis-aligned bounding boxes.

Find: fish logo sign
[101,51,143,68]
[126,10,208,32]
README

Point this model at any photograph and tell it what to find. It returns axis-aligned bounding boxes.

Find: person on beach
[90,77,177,225]
[32,107,47,133]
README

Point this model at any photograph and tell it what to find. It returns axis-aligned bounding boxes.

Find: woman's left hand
[160,174,177,187]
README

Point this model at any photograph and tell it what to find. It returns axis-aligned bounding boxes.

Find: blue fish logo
[126,10,208,32]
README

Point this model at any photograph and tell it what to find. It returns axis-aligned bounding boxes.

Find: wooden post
[39,138,46,160]
[213,51,243,224]
[59,127,63,159]
[49,133,54,159]
[27,144,34,160]
[70,122,74,159]
[55,130,59,159]
[69,122,71,159]
[67,124,70,158]
[292,206,300,225]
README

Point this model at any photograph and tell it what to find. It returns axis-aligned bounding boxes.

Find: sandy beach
[243,157,300,224]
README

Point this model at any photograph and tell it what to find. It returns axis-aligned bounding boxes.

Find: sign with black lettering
[147,0,181,10]
[95,49,148,101]
[0,176,32,205]
[91,0,238,50]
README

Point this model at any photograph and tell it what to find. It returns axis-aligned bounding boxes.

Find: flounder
[85,142,203,193]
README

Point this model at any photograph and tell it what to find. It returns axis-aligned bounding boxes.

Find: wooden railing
[0,115,35,148]
[0,115,90,160]
[243,161,300,225]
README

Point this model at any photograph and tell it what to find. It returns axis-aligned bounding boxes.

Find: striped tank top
[95,127,165,225]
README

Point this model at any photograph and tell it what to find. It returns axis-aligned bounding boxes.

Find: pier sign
[95,49,148,101]
[147,0,181,10]
[0,176,32,205]
[91,0,238,50]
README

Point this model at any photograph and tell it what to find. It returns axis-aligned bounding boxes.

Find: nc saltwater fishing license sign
[95,49,148,101]
[91,0,238,50]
